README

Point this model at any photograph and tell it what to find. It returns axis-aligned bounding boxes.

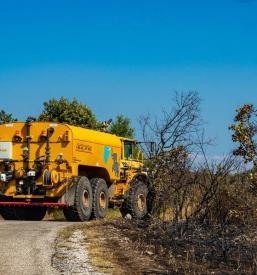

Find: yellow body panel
[68,125,121,180]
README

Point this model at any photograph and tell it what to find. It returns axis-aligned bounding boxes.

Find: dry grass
[53,203,257,273]
[45,207,121,221]
[55,210,257,274]
[106,218,257,274]
[56,217,168,274]
[83,220,168,274]
[54,208,169,274]
[106,207,121,220]
[82,220,124,274]
[44,209,65,221]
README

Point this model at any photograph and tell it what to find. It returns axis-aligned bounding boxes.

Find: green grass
[106,207,121,220]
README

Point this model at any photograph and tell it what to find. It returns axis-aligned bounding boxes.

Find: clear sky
[0,0,257,157]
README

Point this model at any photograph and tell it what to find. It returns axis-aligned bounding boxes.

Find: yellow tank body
[0,121,144,203]
[0,121,151,222]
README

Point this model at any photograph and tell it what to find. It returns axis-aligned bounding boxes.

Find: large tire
[120,180,150,220]
[0,206,46,221]
[25,207,47,221]
[90,178,109,219]
[0,206,18,220]
[63,177,93,222]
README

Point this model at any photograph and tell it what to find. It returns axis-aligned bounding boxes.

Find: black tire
[91,178,109,219]
[120,180,149,220]
[63,177,93,222]
[25,207,47,221]
[0,206,18,220]
[0,206,46,221]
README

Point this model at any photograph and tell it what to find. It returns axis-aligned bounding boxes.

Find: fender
[132,172,151,187]
[58,179,78,206]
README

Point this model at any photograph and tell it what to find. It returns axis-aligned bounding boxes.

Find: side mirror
[150,142,155,154]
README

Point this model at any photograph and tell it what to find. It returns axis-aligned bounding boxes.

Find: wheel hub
[99,191,107,209]
[82,190,89,208]
[137,193,146,212]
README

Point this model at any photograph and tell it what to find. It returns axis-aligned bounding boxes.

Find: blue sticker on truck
[104,146,111,164]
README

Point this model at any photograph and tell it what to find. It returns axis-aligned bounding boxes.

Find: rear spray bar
[0,201,68,207]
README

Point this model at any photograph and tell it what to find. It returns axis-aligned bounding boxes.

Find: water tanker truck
[0,119,152,221]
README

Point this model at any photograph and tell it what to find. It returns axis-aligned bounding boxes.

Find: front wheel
[63,176,93,222]
[120,180,150,220]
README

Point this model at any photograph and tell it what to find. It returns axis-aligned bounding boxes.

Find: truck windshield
[124,141,133,159]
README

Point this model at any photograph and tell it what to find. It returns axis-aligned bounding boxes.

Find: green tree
[230,104,257,182]
[109,115,135,138]
[229,104,257,163]
[0,110,17,123]
[38,97,99,129]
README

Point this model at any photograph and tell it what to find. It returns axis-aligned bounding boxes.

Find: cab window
[124,141,133,159]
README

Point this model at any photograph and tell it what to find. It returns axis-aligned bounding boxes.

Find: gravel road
[0,220,73,275]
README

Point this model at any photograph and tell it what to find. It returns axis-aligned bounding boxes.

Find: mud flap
[58,183,76,206]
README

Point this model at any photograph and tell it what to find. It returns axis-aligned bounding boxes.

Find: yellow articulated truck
[0,119,153,221]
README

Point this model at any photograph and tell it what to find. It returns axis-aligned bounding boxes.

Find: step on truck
[0,119,152,221]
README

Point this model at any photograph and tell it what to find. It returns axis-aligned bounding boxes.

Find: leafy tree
[38,97,99,129]
[229,104,257,163]
[0,110,17,123]
[230,104,257,182]
[109,115,135,138]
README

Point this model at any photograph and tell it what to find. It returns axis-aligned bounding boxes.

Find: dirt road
[0,220,72,275]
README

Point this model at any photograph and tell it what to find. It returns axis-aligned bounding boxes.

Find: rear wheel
[0,206,18,220]
[25,207,47,221]
[63,176,93,222]
[0,206,46,221]
[90,178,109,219]
[120,180,150,220]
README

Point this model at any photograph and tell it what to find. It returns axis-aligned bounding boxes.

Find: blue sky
[0,0,257,157]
